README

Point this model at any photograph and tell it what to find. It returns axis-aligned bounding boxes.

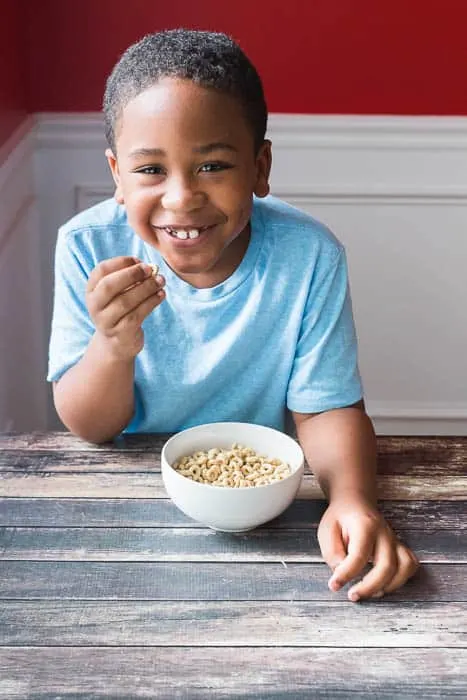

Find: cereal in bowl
[172,443,291,487]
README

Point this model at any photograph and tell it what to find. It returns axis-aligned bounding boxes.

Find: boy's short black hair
[103,29,268,154]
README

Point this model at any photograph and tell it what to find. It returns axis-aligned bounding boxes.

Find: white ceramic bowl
[161,422,304,532]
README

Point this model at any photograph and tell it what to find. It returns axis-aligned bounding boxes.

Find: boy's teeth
[171,228,200,239]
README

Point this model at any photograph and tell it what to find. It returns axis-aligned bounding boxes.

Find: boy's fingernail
[140,263,153,276]
[348,589,360,602]
[372,590,385,599]
[328,577,341,592]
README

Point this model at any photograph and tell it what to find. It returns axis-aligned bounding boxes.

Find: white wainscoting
[0,119,48,431]
[33,112,467,434]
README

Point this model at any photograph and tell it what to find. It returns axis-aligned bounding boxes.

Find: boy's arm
[53,333,135,444]
[294,401,377,503]
[52,257,165,444]
[293,404,419,601]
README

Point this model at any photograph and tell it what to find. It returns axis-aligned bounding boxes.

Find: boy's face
[106,78,271,288]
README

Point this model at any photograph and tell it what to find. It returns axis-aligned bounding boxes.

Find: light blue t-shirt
[48,195,363,433]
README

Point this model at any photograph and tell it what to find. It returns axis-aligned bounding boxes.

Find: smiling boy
[48,29,418,601]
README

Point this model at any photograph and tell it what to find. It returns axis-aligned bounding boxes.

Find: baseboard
[368,404,467,435]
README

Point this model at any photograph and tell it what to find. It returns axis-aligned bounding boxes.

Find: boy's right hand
[86,256,165,361]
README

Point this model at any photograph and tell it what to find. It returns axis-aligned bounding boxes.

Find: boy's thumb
[317,519,347,571]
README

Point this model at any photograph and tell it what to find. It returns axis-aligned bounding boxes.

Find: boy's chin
[171,261,213,278]
[167,256,227,286]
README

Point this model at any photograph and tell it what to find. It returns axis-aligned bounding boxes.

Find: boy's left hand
[317,493,419,602]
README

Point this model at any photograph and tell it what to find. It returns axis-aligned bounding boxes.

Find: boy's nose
[161,176,204,211]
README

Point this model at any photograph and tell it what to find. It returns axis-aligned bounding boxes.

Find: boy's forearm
[53,333,136,443]
[294,406,378,505]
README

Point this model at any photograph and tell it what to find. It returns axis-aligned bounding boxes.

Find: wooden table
[0,433,466,699]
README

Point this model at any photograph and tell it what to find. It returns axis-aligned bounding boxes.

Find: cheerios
[172,443,291,487]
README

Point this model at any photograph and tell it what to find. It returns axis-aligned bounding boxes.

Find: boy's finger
[317,518,347,572]
[347,531,398,601]
[87,256,141,293]
[115,288,165,331]
[97,275,162,329]
[328,525,374,592]
[381,544,419,595]
[89,263,157,312]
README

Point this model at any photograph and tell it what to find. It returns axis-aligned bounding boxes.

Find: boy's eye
[134,165,165,176]
[199,162,233,173]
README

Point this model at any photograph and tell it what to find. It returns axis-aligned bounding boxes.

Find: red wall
[1,0,466,155]
[0,0,28,151]
[24,0,467,116]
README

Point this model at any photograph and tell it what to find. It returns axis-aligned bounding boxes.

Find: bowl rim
[161,421,304,492]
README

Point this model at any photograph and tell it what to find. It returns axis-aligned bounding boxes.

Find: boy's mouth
[152,224,214,243]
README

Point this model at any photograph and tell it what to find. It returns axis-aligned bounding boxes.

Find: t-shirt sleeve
[47,228,95,382]
[286,248,363,414]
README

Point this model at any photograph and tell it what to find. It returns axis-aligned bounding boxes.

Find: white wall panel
[0,123,48,431]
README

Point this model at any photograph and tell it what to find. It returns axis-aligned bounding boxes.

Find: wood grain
[2,600,466,647]
[0,647,465,699]
[0,562,465,601]
[0,526,464,562]
[2,431,467,459]
[1,443,466,475]
[0,432,170,451]
[2,471,466,499]
[1,498,464,529]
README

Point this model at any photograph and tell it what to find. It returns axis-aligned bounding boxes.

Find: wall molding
[274,190,467,205]
[75,183,467,209]
[35,111,467,150]
[0,114,35,170]
[31,112,467,434]
[0,117,35,251]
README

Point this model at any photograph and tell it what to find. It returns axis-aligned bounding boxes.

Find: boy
[48,29,418,601]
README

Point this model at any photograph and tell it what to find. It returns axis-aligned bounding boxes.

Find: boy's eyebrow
[193,142,238,155]
[128,143,238,159]
[128,147,165,159]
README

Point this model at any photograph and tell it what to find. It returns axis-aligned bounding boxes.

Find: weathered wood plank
[0,450,162,471]
[0,647,465,699]
[2,471,466,499]
[1,600,466,648]
[2,431,467,458]
[0,497,324,527]
[376,438,467,474]
[1,445,466,476]
[0,432,170,451]
[1,498,464,530]
[0,562,465,601]
[0,526,464,562]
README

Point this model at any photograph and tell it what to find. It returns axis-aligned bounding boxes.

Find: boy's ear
[105,148,124,204]
[254,139,272,198]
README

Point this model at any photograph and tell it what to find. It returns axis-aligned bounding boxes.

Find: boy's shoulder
[59,198,129,238]
[255,195,343,256]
